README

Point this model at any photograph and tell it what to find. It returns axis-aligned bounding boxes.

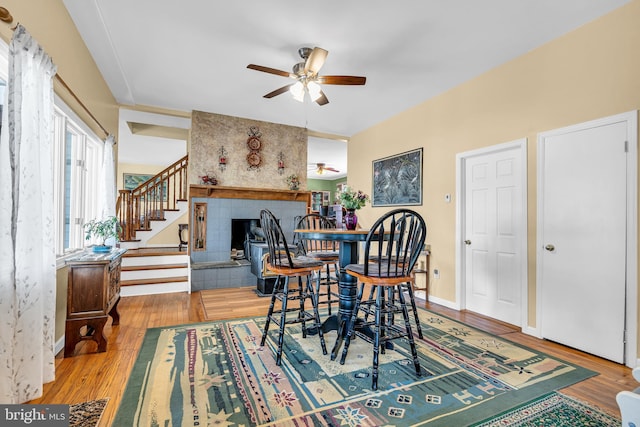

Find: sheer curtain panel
[101,134,116,218]
[0,25,58,404]
[100,135,117,246]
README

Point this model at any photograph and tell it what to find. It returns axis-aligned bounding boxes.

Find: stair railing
[117,155,188,241]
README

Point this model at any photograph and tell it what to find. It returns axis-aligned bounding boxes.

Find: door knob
[545,244,555,252]
[464,240,471,245]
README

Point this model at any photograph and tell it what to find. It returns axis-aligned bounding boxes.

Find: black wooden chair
[294,213,340,315]
[339,208,427,390]
[259,209,327,365]
[366,243,425,339]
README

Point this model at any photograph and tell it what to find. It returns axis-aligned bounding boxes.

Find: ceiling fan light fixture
[290,81,305,102]
[307,81,322,102]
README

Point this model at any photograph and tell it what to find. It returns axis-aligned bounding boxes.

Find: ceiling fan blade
[304,47,328,75]
[264,84,293,98]
[317,75,366,85]
[247,64,293,78]
[315,90,329,106]
[326,167,340,173]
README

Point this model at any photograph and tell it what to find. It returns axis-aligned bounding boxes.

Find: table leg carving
[109,296,121,326]
[64,316,108,357]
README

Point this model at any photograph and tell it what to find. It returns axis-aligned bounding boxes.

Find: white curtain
[0,25,58,404]
[100,135,117,245]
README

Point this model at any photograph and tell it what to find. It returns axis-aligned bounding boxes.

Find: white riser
[122,255,189,266]
[121,282,190,297]
[121,268,189,281]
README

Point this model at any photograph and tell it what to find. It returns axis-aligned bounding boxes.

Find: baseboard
[55,336,65,356]
[523,325,541,338]
[428,295,460,310]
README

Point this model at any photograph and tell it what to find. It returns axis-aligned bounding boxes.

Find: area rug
[113,309,596,426]
[69,398,108,427]
[474,392,620,426]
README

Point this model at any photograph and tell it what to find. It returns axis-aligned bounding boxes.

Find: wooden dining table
[294,228,375,359]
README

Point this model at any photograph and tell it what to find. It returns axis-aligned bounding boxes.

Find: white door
[538,118,628,363]
[463,141,525,326]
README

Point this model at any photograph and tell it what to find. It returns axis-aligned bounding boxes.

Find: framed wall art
[372,148,423,207]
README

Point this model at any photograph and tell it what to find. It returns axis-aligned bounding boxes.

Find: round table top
[295,228,376,242]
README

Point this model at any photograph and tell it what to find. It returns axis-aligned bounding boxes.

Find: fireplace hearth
[189,185,310,292]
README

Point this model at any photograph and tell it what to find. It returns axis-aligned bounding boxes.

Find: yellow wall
[55,267,68,345]
[349,1,640,329]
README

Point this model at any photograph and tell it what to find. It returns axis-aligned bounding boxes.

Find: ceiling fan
[309,162,340,175]
[247,47,366,105]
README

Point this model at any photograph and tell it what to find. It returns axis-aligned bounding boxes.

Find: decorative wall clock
[246,126,263,170]
[247,136,262,151]
[247,151,261,167]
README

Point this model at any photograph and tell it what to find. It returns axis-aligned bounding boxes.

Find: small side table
[64,248,126,357]
[178,223,189,251]
[413,248,430,298]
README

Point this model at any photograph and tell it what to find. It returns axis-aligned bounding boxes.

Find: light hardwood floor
[29,287,634,425]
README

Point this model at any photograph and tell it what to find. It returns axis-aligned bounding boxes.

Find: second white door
[538,116,629,363]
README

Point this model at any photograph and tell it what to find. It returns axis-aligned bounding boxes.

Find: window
[53,100,104,256]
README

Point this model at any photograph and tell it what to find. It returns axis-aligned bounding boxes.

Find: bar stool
[364,256,424,339]
[339,209,427,390]
[259,209,327,366]
[294,213,340,315]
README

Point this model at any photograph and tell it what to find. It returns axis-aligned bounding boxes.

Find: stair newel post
[118,189,133,241]
[160,175,167,215]
[170,170,176,211]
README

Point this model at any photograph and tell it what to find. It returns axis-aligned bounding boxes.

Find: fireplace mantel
[189,185,311,207]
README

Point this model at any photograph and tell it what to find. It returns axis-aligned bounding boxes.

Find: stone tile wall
[189,111,307,189]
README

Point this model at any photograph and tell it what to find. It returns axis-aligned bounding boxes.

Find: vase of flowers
[339,186,370,230]
[286,174,300,190]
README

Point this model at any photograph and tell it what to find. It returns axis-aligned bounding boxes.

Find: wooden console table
[64,248,127,357]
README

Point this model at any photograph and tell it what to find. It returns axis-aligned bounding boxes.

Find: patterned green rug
[114,309,597,426]
[474,391,620,426]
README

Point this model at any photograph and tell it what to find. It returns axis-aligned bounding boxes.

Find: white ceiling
[63,0,628,180]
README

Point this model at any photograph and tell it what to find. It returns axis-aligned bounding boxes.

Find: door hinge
[76,159,85,167]
[624,140,629,153]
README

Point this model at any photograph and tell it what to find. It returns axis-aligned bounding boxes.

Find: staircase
[120,248,190,296]
[116,155,191,295]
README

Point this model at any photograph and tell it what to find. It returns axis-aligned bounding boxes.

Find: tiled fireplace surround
[189,185,309,291]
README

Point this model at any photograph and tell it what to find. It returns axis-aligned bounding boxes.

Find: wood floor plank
[26,289,632,426]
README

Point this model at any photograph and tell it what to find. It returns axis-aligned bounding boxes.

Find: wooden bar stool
[339,209,427,390]
[294,213,340,315]
[259,209,328,366]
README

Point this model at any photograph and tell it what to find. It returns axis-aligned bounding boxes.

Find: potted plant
[84,216,121,252]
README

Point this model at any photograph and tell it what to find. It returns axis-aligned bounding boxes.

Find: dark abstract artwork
[372,148,423,206]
